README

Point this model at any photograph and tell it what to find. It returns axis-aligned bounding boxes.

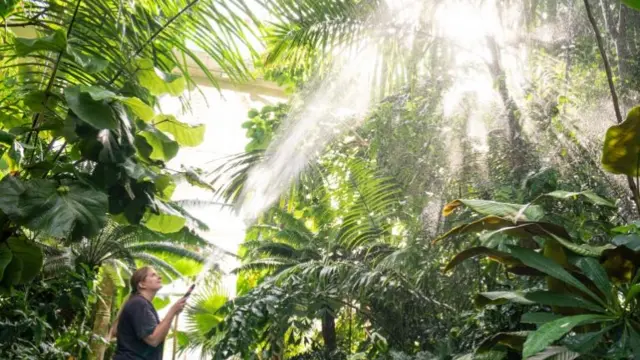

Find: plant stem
[25,0,83,149]
[0,21,47,28]
[172,315,179,360]
[108,0,200,85]
[583,0,640,216]
[42,141,67,179]
[584,0,623,123]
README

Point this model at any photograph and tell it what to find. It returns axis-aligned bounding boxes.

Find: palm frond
[207,150,265,204]
[42,251,74,275]
[335,160,401,249]
[184,282,228,336]
[162,227,210,248]
[269,207,316,242]
[168,202,211,231]
[245,241,300,259]
[259,0,381,67]
[133,252,182,279]
[233,257,298,274]
[259,0,435,96]
[1,0,258,99]
[174,199,233,209]
[128,241,205,262]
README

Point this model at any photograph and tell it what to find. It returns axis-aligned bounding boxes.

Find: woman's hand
[170,297,188,315]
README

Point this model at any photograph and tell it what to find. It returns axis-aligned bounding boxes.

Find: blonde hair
[109,266,154,339]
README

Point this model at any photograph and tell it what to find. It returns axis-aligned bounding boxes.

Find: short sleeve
[127,299,159,340]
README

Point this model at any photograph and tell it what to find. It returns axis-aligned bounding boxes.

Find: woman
[111,266,187,360]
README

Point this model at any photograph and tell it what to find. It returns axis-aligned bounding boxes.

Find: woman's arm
[143,298,187,347]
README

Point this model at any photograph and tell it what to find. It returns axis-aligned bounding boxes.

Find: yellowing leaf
[602,106,640,176]
[442,200,462,216]
[442,199,543,220]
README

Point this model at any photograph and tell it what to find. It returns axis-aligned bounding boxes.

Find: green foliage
[4,0,640,359]
[602,106,640,176]
[241,103,288,152]
[444,195,640,358]
[0,265,98,359]
[0,1,261,357]
[623,0,640,11]
[0,0,258,294]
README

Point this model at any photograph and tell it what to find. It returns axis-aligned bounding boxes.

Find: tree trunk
[321,310,337,353]
[89,273,115,360]
[485,35,528,179]
[599,0,632,111]
[614,5,632,112]
[485,35,522,145]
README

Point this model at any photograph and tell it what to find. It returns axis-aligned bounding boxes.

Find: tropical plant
[0,263,98,359]
[439,189,640,358]
[0,0,257,293]
[53,223,209,359]
[177,276,228,355]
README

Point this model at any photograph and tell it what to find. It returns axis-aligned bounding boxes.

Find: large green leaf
[508,246,603,305]
[575,257,613,304]
[0,130,16,145]
[0,0,20,18]
[521,312,562,325]
[7,237,43,284]
[14,30,67,56]
[612,234,640,251]
[523,315,614,358]
[154,115,205,147]
[142,201,186,234]
[477,289,603,312]
[64,86,118,129]
[139,127,179,161]
[155,175,176,200]
[443,199,544,221]
[20,180,108,239]
[120,97,155,122]
[444,247,524,272]
[0,175,25,217]
[526,346,580,360]
[23,90,49,112]
[153,295,171,310]
[602,106,640,176]
[0,244,13,282]
[623,0,640,11]
[563,325,614,353]
[545,231,613,257]
[435,216,569,244]
[135,59,186,96]
[1,254,22,286]
[541,190,616,208]
[477,331,528,353]
[524,291,605,313]
[66,45,109,73]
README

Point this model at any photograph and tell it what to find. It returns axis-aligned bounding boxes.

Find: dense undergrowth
[3,0,640,359]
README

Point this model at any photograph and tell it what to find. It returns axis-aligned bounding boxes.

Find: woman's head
[130,266,163,294]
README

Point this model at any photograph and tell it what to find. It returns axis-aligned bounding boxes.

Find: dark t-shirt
[113,295,163,360]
